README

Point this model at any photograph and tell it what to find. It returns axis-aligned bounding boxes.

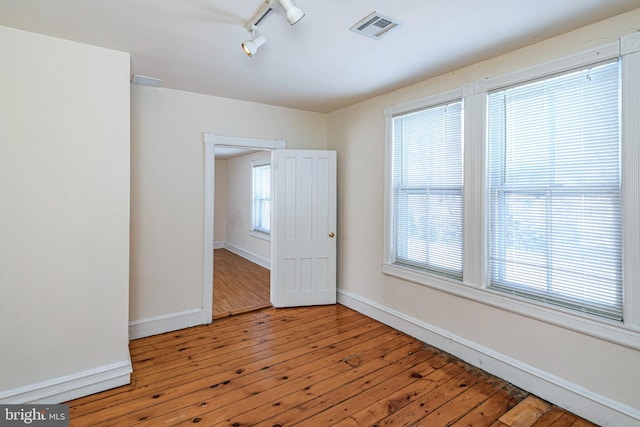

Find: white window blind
[488,60,622,320]
[392,101,463,279]
[252,163,271,234]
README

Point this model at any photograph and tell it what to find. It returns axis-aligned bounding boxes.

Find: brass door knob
[329,232,335,238]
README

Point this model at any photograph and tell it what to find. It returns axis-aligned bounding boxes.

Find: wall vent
[349,11,402,40]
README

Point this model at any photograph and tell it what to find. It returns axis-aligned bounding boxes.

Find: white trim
[250,159,271,167]
[250,230,271,241]
[621,46,640,329]
[482,41,620,92]
[462,90,488,288]
[225,242,270,270]
[213,240,225,249]
[338,290,640,427]
[203,140,215,324]
[128,308,205,340]
[382,110,394,265]
[621,32,640,55]
[0,360,132,404]
[382,262,640,350]
[204,133,284,320]
[204,133,285,150]
[385,87,464,117]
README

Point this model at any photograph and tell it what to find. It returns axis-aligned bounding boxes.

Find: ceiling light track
[241,0,305,57]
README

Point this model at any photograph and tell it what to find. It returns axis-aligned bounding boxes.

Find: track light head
[242,34,266,57]
[278,0,305,25]
[240,0,303,57]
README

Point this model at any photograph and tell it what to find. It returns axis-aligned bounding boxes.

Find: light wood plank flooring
[66,305,597,426]
[213,249,271,320]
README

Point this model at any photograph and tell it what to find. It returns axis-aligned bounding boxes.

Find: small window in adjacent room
[252,163,271,236]
[390,99,464,280]
[487,60,623,320]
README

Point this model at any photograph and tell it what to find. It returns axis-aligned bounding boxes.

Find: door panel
[272,149,337,307]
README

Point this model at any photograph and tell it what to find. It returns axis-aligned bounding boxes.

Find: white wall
[224,150,271,265]
[0,26,131,402]
[214,158,227,246]
[130,86,327,335]
[328,9,640,426]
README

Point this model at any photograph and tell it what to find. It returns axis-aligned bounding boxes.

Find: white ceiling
[0,0,638,113]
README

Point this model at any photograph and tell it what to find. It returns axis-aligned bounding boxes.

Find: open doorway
[203,134,285,321]
[203,134,337,322]
[212,146,272,318]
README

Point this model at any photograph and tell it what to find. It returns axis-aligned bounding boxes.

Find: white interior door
[271,149,337,307]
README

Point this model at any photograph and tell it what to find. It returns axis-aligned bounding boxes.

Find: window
[252,163,271,235]
[488,61,623,320]
[383,34,640,345]
[391,99,464,279]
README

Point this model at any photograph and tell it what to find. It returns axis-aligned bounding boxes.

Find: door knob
[329,232,335,238]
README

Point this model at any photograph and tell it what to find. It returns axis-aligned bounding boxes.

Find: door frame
[202,133,285,322]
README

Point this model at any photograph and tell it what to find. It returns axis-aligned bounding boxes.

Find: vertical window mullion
[621,34,640,328]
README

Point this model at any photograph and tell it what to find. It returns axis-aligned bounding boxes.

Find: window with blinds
[252,163,271,235]
[488,60,622,320]
[392,101,463,279]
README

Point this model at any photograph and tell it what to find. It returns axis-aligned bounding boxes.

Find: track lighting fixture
[241,0,304,57]
[242,31,267,57]
[278,0,305,25]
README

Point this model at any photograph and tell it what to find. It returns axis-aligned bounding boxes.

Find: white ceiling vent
[349,11,402,40]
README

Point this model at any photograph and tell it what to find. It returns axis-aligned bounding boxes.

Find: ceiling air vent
[349,11,402,40]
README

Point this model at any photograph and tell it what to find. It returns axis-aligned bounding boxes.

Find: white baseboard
[224,242,270,270]
[213,240,225,249]
[0,359,132,404]
[338,290,640,427]
[129,308,207,340]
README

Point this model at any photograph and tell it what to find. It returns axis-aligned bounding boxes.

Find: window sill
[382,262,640,351]
[250,230,271,241]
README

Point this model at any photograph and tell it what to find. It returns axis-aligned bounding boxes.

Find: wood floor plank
[531,407,578,427]
[109,329,411,426]
[450,384,526,427]
[152,334,423,426]
[571,419,600,427]
[131,308,361,373]
[499,395,552,426]
[67,305,596,427]
[71,314,383,423]
[67,252,598,426]
[255,348,452,426]
[412,378,506,426]
[71,307,355,413]
[213,248,270,319]
[70,310,356,418]
[331,357,467,427]
[213,337,425,426]
[375,366,484,426]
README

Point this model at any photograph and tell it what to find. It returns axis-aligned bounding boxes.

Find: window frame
[382,33,640,350]
[390,97,465,280]
[251,161,272,239]
[487,59,623,321]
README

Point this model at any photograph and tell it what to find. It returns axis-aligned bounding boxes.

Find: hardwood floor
[66,305,597,426]
[213,249,271,319]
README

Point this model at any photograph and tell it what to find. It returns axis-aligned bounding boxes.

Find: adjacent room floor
[212,248,271,319]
